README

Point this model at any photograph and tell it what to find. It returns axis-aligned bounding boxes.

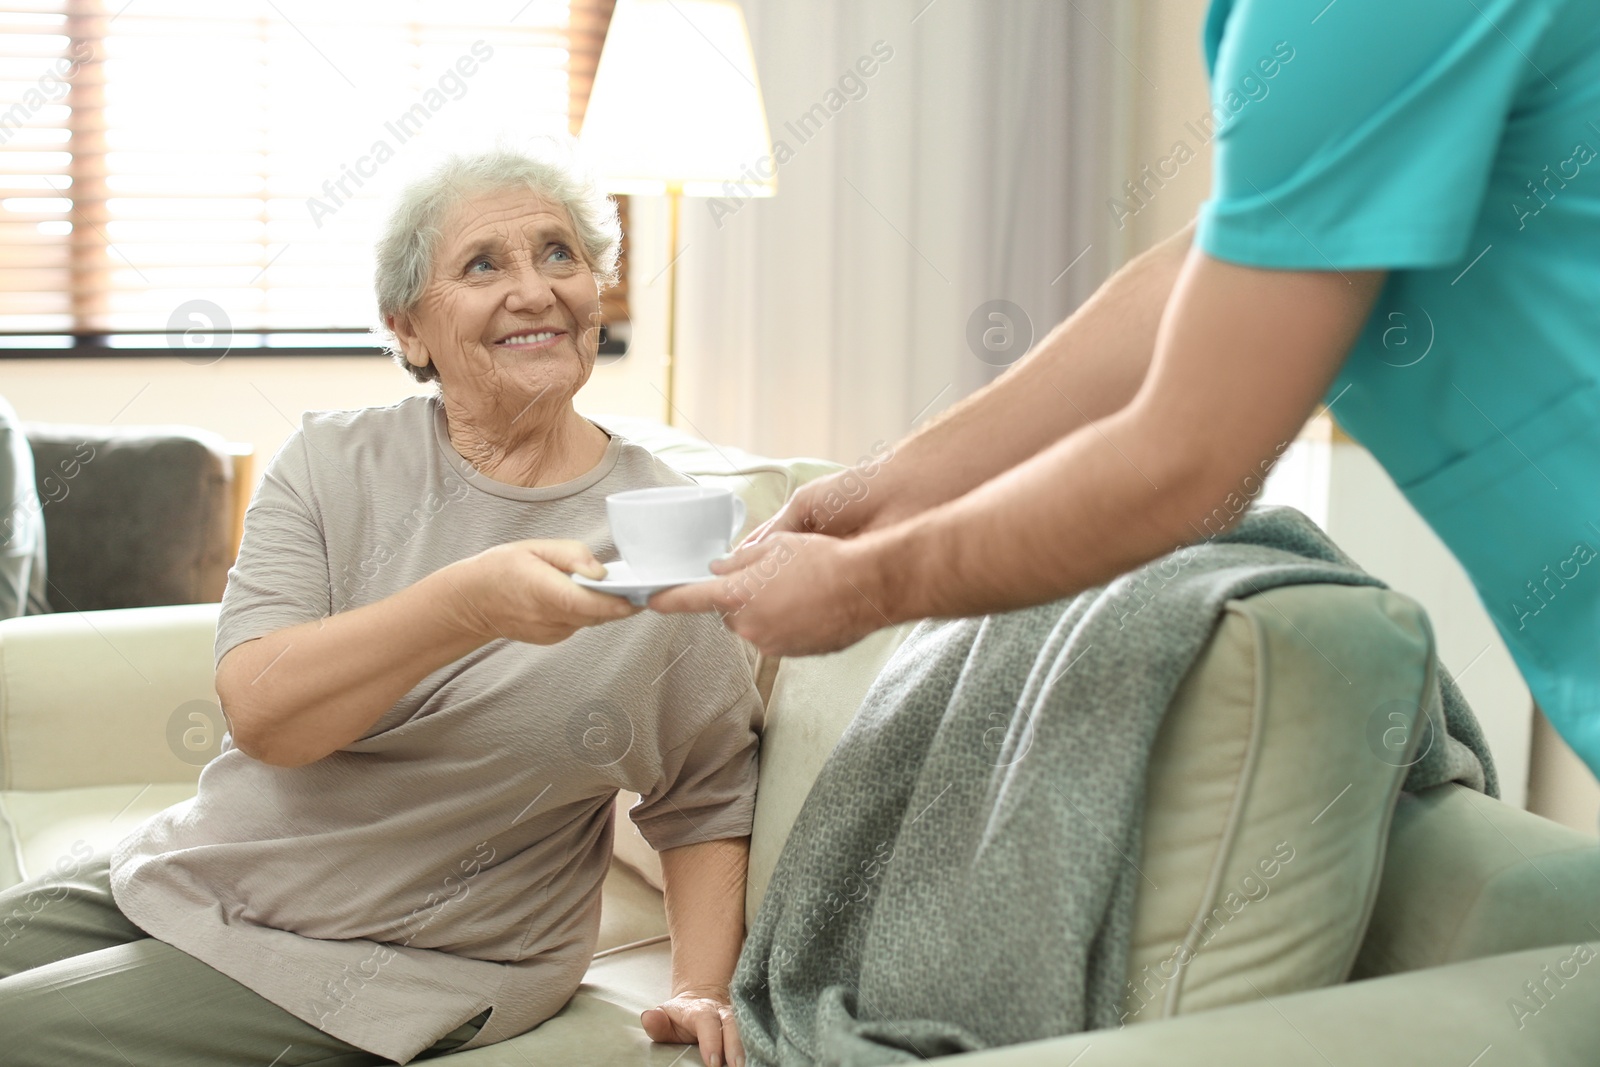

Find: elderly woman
[0,148,758,1067]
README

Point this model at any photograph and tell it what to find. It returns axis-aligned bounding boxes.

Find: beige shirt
[110,396,760,1063]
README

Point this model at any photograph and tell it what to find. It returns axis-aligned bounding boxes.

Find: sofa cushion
[611,793,667,892]
[1123,583,1434,1021]
[904,940,1600,1067]
[0,777,680,1062]
[0,603,221,792]
[1,782,198,889]
[750,584,1439,1020]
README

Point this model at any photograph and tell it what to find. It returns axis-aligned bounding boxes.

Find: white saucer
[572,560,714,606]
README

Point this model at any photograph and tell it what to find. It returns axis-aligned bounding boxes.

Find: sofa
[2,417,1598,1065]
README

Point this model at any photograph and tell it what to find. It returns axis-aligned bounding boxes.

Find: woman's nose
[505,265,557,313]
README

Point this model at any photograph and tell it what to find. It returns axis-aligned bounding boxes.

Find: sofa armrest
[943,940,1600,1066]
[0,603,220,790]
[1352,782,1600,977]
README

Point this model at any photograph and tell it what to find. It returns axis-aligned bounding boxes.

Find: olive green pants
[0,853,486,1066]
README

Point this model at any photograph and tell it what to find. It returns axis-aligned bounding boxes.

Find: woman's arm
[218,540,638,768]
[642,835,750,1067]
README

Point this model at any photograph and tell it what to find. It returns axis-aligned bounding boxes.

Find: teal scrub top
[1196,0,1600,775]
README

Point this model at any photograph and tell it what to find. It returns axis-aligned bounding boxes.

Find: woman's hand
[441,538,639,645]
[642,989,744,1067]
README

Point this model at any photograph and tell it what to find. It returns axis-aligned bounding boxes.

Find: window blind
[0,0,626,354]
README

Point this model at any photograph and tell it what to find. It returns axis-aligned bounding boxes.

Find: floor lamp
[578,0,776,426]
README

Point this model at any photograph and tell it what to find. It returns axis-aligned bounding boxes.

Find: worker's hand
[649,532,891,656]
[743,445,904,547]
[642,988,744,1067]
[744,470,874,545]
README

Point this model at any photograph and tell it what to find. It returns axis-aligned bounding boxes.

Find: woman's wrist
[669,981,732,1001]
[422,555,502,648]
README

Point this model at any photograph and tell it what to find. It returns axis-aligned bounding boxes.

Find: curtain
[669,0,1125,462]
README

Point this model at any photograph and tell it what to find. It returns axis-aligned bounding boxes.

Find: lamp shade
[578,0,776,198]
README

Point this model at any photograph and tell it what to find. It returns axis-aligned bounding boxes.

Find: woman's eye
[548,245,572,262]
[467,256,493,273]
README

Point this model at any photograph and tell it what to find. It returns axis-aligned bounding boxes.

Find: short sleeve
[1197,0,1543,269]
[629,694,759,852]
[215,432,332,666]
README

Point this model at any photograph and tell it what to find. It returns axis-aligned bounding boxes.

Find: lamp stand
[661,185,682,426]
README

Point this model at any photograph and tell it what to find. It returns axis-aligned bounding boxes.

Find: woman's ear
[388,311,430,371]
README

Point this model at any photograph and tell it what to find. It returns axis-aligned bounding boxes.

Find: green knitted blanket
[732,506,1494,1065]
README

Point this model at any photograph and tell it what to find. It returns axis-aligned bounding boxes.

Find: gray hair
[373,145,622,384]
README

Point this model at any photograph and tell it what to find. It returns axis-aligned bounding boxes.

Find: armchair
[22,421,251,613]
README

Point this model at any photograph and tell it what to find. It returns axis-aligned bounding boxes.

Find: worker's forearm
[858,253,1383,625]
[864,405,1214,622]
[659,836,749,997]
[871,221,1194,517]
[216,560,490,767]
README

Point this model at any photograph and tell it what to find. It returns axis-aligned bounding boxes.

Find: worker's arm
[654,252,1385,656]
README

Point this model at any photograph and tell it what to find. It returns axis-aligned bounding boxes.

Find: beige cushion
[0,603,219,791]
[0,777,679,1063]
[1121,584,1433,1021]
[751,584,1439,1018]
[2,782,198,886]
[878,941,1600,1067]
[617,619,921,913]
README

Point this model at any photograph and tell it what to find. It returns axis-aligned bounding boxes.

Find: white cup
[606,486,747,580]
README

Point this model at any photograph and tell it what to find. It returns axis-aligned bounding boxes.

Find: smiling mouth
[496,330,565,346]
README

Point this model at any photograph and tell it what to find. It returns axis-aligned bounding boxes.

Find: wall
[1123,0,1216,259]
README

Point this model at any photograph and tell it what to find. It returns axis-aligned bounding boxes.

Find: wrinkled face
[393,187,603,409]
